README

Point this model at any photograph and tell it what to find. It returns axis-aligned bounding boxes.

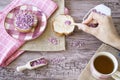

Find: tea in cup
[90,52,120,80]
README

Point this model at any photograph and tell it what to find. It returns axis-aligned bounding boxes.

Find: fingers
[82,12,93,24]
[92,12,102,22]
[83,11,104,24]
[77,23,96,34]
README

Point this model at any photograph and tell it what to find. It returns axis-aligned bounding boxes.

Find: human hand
[77,11,120,49]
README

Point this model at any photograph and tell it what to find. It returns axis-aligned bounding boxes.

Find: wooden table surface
[0,0,120,80]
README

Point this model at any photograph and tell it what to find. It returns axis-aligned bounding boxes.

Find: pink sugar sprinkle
[88,23,98,28]
[30,58,47,67]
[65,20,71,25]
[50,57,66,64]
[15,10,34,29]
[64,8,69,15]
[48,37,58,45]
[70,40,85,48]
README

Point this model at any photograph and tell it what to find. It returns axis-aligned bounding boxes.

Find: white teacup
[90,52,120,80]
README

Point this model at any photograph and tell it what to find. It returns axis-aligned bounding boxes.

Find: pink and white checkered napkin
[0,0,57,67]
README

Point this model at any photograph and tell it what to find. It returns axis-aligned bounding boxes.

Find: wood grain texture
[0,0,120,80]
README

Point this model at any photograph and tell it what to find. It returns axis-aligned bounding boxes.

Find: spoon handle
[17,65,27,72]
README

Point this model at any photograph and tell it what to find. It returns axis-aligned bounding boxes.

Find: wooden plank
[65,0,120,23]
[0,0,120,80]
